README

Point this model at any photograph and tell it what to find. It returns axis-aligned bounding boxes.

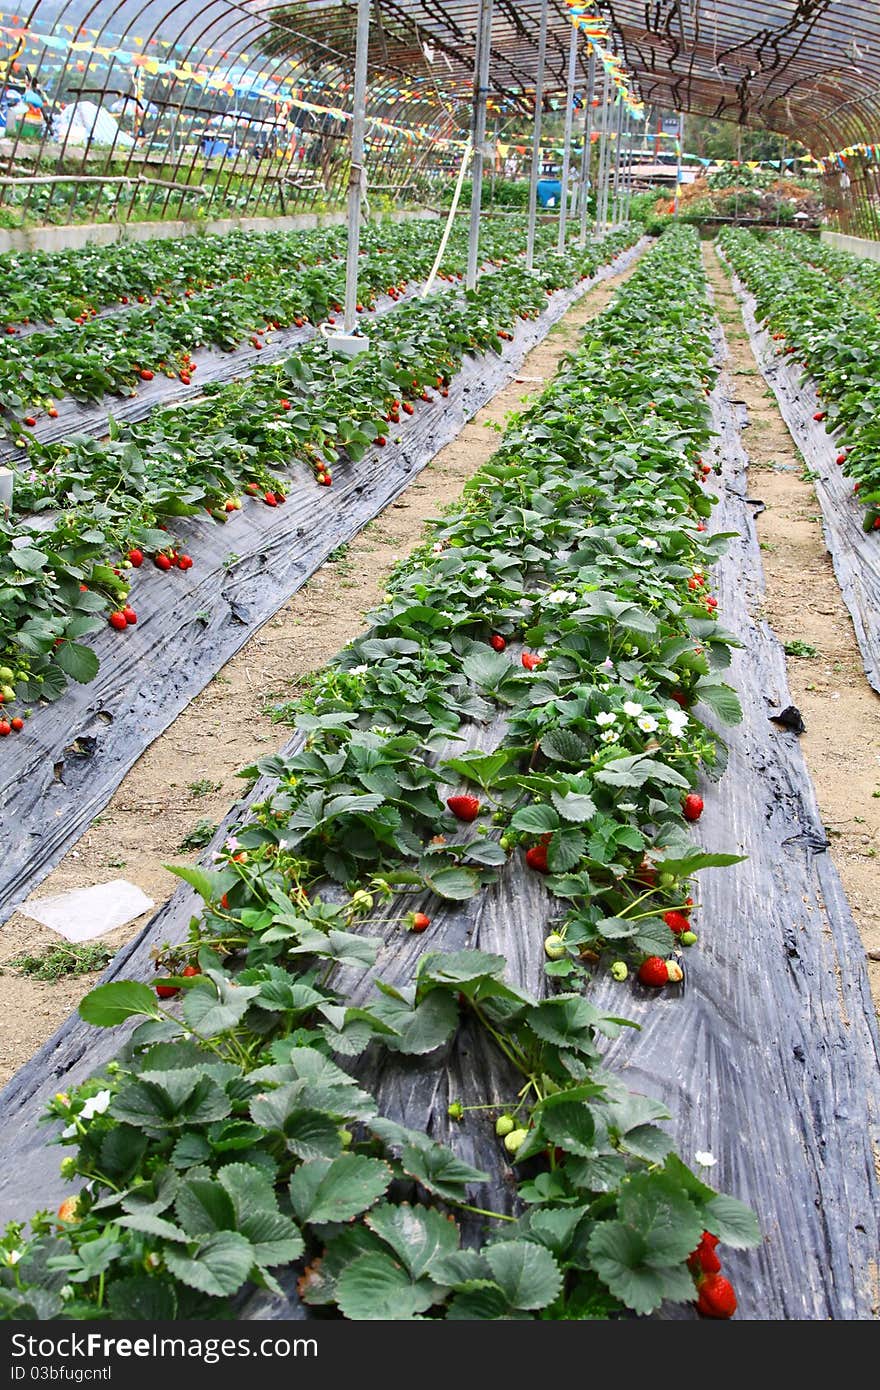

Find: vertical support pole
[620,111,632,221]
[490,117,499,205]
[673,110,684,217]
[776,137,787,226]
[526,0,549,269]
[343,0,371,333]
[734,125,742,223]
[556,21,579,252]
[466,0,494,291]
[610,99,624,225]
[595,69,611,232]
[577,48,596,245]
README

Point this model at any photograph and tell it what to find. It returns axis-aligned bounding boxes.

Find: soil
[704,241,880,1015]
[0,257,640,1086]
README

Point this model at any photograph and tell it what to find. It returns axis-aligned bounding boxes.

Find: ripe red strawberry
[836,452,847,465]
[447,794,481,822]
[813,411,826,422]
[181,964,201,978]
[0,721,10,737]
[122,606,137,625]
[139,369,154,381]
[682,793,704,822]
[127,549,143,567]
[280,399,291,410]
[10,717,24,732]
[177,555,193,571]
[706,596,718,610]
[376,434,387,447]
[23,416,36,428]
[154,553,172,571]
[402,402,415,415]
[525,843,550,874]
[521,652,542,671]
[245,482,260,495]
[108,611,128,631]
[264,491,278,507]
[251,337,263,350]
[638,956,671,988]
[696,1274,737,1319]
[410,912,431,933]
[4,325,15,335]
[48,407,59,419]
[663,910,691,936]
[688,1231,722,1276]
[669,690,689,709]
[489,634,506,651]
[155,981,179,999]
[179,372,191,385]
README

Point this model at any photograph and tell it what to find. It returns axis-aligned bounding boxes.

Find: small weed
[3,942,114,981]
[784,640,819,658]
[188,778,222,798]
[801,467,819,482]
[223,553,241,570]
[178,819,218,851]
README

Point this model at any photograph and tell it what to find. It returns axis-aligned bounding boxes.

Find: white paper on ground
[21,880,155,942]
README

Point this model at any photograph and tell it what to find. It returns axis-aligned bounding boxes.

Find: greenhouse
[0,0,878,1334]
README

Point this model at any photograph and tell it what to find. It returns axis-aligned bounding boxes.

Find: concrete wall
[820,229,880,263]
[0,207,437,255]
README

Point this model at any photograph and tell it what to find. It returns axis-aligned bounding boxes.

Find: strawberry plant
[719,227,880,523]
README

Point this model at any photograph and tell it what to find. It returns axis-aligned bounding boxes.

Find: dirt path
[0,256,640,1085]
[704,241,880,1014]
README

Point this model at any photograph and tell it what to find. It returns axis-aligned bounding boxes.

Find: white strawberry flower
[596,711,617,727]
[5,1250,22,1267]
[224,835,240,852]
[622,700,643,717]
[665,708,690,736]
[79,1090,112,1122]
[349,664,368,675]
[546,588,576,604]
[638,536,659,550]
[600,729,619,744]
[637,715,659,733]
[473,566,489,581]
[694,1150,717,1168]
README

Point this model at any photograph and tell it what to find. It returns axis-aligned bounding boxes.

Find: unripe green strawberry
[495,1114,515,1137]
[680,930,698,947]
[504,1128,528,1154]
[610,961,628,982]
[447,1101,464,1121]
[544,933,566,960]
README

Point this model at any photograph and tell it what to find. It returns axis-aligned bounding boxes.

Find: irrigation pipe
[422,138,473,297]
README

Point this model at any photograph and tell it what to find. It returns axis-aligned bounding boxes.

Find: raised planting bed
[718,228,880,691]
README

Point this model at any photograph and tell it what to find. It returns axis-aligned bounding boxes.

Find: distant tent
[53,101,134,148]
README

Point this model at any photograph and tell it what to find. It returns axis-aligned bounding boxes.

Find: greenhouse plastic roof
[256,1,880,149]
